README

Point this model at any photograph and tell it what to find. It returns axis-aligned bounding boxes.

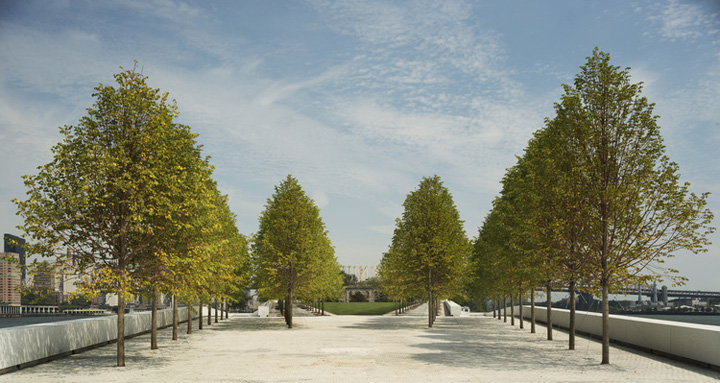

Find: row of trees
[470,49,714,364]
[15,67,249,367]
[375,49,713,366]
[13,49,714,368]
[15,67,345,365]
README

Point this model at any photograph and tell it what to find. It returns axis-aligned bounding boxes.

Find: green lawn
[322,302,397,316]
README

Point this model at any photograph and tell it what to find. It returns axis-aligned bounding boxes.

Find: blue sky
[1,0,719,290]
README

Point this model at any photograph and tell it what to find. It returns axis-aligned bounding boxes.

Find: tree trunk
[199,300,203,330]
[503,296,507,323]
[151,289,158,350]
[531,290,536,334]
[172,295,178,341]
[601,275,610,364]
[519,288,524,329]
[284,298,289,325]
[599,149,611,363]
[492,299,496,318]
[207,302,211,326]
[215,298,219,323]
[187,303,192,334]
[321,300,325,316]
[510,294,515,326]
[278,299,284,316]
[546,283,553,340]
[569,279,576,350]
[117,294,125,367]
[285,290,293,328]
[428,289,433,328]
[432,298,436,325]
[497,296,501,320]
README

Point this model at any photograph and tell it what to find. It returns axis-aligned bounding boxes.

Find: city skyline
[1,1,719,290]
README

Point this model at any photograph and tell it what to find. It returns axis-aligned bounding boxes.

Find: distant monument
[341,265,380,302]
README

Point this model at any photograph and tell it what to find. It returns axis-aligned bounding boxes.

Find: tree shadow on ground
[408,317,720,379]
[408,318,591,372]
[339,315,429,330]
[9,316,280,375]
[14,322,188,375]
[217,317,290,331]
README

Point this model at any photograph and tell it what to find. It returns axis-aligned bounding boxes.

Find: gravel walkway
[3,313,718,382]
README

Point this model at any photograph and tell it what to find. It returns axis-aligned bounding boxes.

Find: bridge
[554,284,720,305]
[618,286,720,301]
[341,265,377,282]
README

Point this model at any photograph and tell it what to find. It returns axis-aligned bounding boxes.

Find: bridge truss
[342,265,377,282]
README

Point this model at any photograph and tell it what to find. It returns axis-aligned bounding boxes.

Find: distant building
[342,286,379,302]
[672,298,702,308]
[57,248,82,302]
[0,252,22,308]
[33,263,58,292]
[3,234,25,281]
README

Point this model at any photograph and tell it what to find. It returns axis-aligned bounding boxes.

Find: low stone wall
[443,300,462,317]
[522,306,720,368]
[0,306,205,373]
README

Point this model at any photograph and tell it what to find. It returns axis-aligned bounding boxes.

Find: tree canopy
[471,48,714,364]
[251,175,342,328]
[380,175,470,327]
[14,66,249,366]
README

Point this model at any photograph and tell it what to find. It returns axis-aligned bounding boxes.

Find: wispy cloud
[121,0,206,24]
[642,0,720,42]
[307,0,543,196]
[0,0,543,251]
[371,225,395,236]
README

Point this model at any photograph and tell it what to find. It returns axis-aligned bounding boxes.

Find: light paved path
[3,314,719,382]
[396,301,445,317]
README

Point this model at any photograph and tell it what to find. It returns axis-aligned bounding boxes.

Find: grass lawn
[322,302,397,315]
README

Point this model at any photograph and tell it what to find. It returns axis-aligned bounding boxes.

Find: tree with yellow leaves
[14,66,213,366]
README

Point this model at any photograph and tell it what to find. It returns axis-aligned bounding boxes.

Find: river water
[0,315,112,329]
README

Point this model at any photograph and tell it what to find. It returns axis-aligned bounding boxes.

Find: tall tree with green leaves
[388,175,470,327]
[471,162,548,334]
[553,48,714,364]
[251,175,340,328]
[519,123,589,345]
[157,178,249,344]
[14,66,208,367]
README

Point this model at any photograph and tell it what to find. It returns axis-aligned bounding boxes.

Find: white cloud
[0,0,541,247]
[0,23,110,103]
[312,191,329,209]
[643,0,720,42]
[309,0,519,105]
